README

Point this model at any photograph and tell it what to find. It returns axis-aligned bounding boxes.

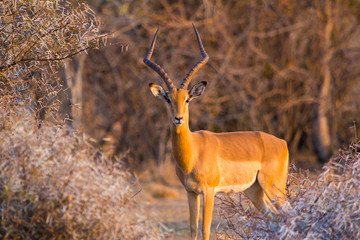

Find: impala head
[144,24,209,128]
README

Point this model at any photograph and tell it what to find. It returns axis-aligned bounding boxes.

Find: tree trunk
[64,54,87,129]
[313,1,334,163]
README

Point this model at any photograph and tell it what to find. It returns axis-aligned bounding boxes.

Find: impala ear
[149,83,170,103]
[189,81,207,99]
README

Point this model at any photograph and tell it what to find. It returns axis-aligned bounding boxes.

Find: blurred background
[58,0,360,169]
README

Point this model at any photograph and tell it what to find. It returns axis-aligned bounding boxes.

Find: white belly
[214,172,257,193]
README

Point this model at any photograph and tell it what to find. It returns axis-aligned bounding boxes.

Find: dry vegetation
[0,0,106,124]
[0,105,163,239]
[0,0,163,239]
[217,141,360,239]
[1,0,360,239]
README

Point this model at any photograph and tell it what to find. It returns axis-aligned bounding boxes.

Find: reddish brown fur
[146,25,288,240]
[150,85,289,240]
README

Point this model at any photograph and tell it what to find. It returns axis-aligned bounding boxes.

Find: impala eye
[164,96,171,104]
[185,98,190,103]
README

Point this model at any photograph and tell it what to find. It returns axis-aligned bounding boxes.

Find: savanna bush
[0,0,105,119]
[0,1,163,239]
[0,105,163,239]
[217,142,360,239]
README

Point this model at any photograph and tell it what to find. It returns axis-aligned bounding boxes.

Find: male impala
[144,24,289,240]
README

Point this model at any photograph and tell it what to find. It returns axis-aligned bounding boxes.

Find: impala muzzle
[174,116,184,126]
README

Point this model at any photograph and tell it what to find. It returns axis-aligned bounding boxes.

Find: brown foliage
[0,0,105,119]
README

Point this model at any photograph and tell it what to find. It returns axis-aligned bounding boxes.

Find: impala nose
[174,116,184,126]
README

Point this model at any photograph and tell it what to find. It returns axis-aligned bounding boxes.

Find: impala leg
[187,191,200,239]
[244,180,274,214]
[257,171,287,210]
[202,188,215,240]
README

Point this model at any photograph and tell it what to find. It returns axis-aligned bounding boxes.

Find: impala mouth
[173,121,184,126]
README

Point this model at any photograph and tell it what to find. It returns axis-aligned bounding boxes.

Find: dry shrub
[0,104,163,239]
[0,0,103,73]
[217,142,360,239]
[0,1,163,239]
[0,0,105,121]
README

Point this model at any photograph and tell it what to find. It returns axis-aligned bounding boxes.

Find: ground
[143,185,221,240]
[139,158,323,239]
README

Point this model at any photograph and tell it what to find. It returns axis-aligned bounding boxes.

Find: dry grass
[216,142,360,239]
[0,104,164,239]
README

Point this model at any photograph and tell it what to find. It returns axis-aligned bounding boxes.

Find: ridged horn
[180,23,209,90]
[143,27,175,90]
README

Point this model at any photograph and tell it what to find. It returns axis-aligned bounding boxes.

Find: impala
[144,24,289,240]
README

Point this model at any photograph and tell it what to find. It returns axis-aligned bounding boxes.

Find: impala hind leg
[257,172,287,209]
[187,191,200,239]
[244,180,276,215]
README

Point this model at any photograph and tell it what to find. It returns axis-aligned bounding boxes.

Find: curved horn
[143,27,174,90]
[180,24,209,90]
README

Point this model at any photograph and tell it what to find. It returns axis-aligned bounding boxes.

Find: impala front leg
[202,188,215,240]
[187,190,200,239]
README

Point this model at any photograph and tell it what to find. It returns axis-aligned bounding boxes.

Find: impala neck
[171,120,195,174]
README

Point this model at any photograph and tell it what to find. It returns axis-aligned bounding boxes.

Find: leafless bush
[0,104,163,239]
[0,2,165,238]
[0,0,105,119]
[216,141,360,239]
